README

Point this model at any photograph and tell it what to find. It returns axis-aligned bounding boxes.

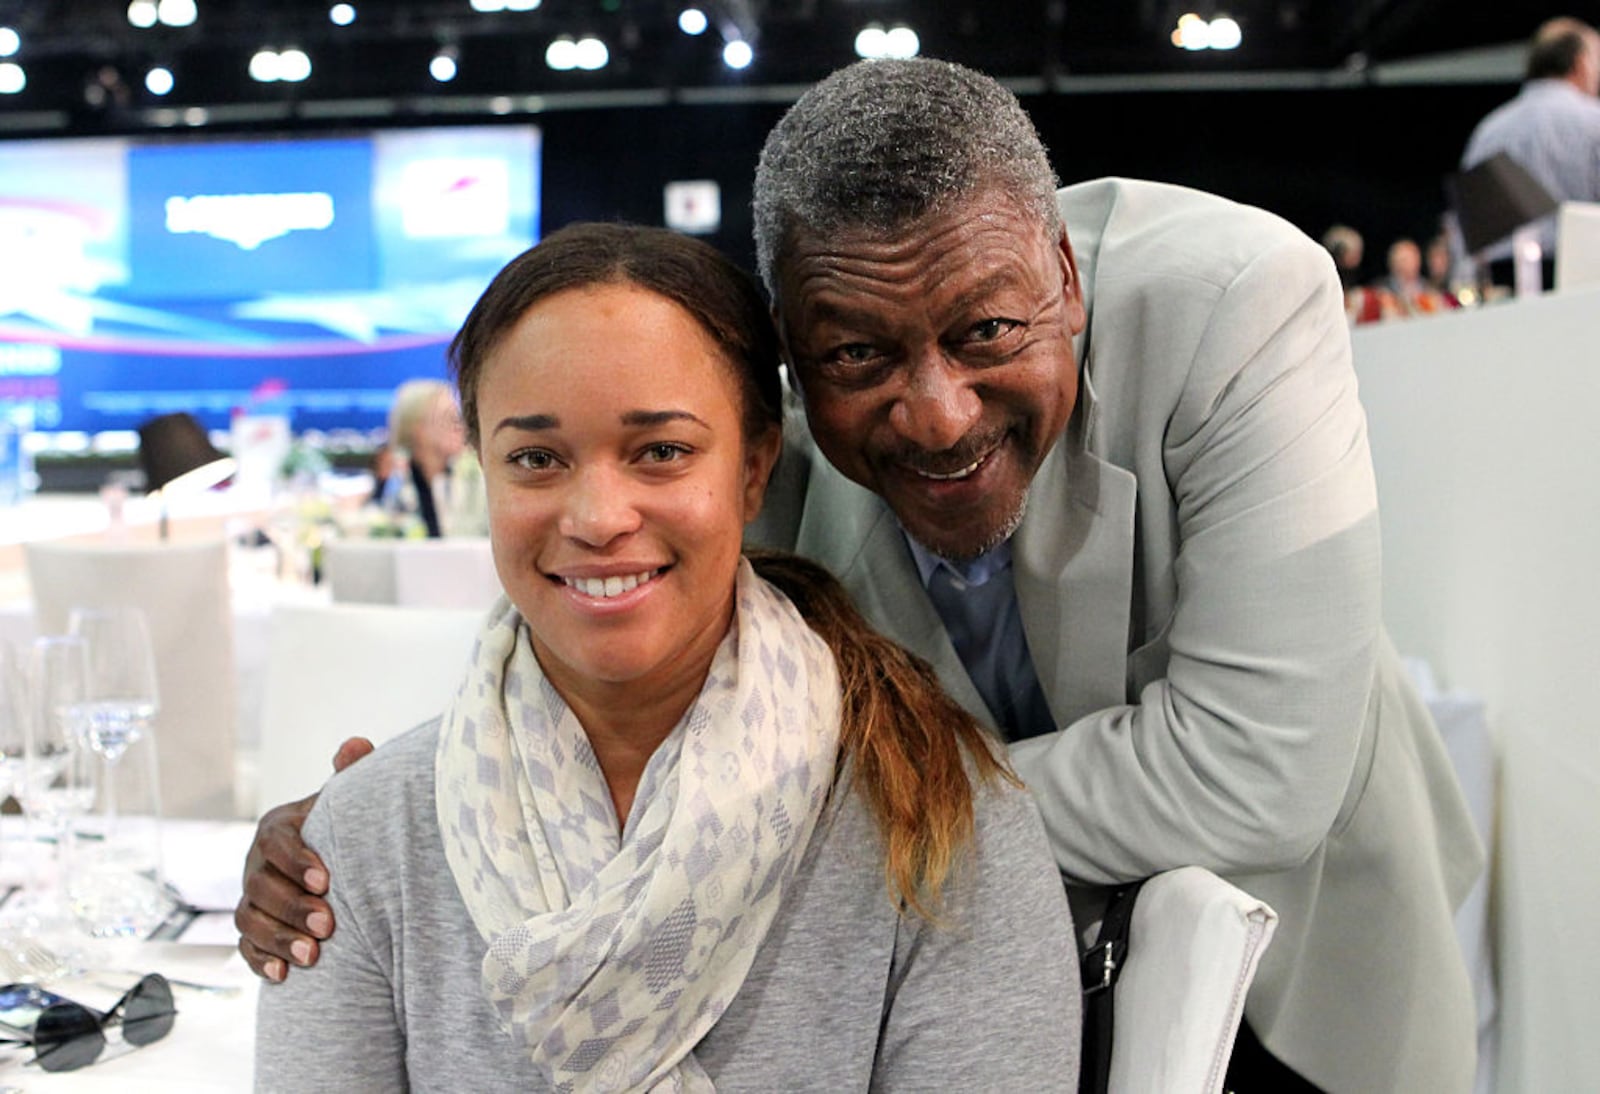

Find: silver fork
[16,941,72,980]
[0,937,69,982]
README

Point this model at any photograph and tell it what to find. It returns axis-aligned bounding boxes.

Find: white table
[0,818,258,1091]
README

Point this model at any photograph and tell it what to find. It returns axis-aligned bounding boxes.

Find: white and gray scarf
[436,559,841,1092]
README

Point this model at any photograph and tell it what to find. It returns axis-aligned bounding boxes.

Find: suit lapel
[1014,364,1138,728]
[791,457,996,728]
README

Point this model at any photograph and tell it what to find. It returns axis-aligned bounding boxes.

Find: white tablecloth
[0,819,258,1092]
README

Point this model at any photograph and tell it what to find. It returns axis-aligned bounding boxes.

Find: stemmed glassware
[0,640,29,901]
[64,607,159,839]
[16,635,97,924]
[0,640,27,814]
[62,606,174,938]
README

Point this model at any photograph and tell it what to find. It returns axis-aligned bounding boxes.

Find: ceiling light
[573,35,608,70]
[884,25,919,59]
[250,48,310,82]
[0,62,23,94]
[545,36,576,71]
[854,25,886,59]
[278,49,311,82]
[329,3,356,26]
[1172,13,1242,51]
[503,0,541,10]
[145,66,174,95]
[1209,16,1242,50]
[678,8,708,35]
[128,0,159,29]
[249,49,280,81]
[469,0,505,10]
[157,0,198,28]
[722,39,752,69]
[0,27,19,58]
[1175,14,1210,50]
[856,23,917,61]
[430,50,458,82]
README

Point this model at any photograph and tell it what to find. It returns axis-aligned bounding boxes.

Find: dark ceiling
[0,0,1576,136]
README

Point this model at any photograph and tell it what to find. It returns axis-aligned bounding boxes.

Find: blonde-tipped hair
[749,550,1017,920]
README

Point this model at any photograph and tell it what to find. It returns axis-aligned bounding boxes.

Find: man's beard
[905,483,1030,564]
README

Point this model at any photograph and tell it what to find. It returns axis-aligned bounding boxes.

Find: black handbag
[1078,879,1145,1094]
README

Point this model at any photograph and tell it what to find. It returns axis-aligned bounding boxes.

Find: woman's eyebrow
[620,409,711,429]
[491,409,711,435]
[492,413,558,435]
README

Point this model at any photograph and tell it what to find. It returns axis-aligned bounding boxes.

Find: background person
[252,222,1080,1091]
[1381,236,1457,316]
[1460,16,1600,288]
[1321,223,1399,323]
[1424,231,1466,308]
[242,58,1483,1092]
[385,377,487,537]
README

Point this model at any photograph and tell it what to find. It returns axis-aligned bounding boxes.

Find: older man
[240,60,1481,1091]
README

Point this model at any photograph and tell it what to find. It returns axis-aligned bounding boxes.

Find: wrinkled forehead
[774,188,1057,299]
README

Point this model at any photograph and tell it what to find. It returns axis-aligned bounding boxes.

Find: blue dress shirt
[903,534,1055,742]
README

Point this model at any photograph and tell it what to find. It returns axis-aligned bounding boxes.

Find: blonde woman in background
[385,378,487,536]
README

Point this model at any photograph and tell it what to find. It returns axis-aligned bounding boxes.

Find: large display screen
[0,125,540,436]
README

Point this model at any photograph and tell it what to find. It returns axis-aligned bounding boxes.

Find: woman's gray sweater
[255,721,1080,1091]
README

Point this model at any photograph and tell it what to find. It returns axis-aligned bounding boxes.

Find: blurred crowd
[1324,16,1600,326]
[1320,222,1484,326]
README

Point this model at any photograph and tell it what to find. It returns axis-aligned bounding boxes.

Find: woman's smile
[475,282,778,706]
[557,566,666,601]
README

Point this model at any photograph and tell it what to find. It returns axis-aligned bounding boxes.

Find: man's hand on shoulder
[236,737,374,981]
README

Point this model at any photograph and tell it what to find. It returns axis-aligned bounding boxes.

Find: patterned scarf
[436,559,841,1092]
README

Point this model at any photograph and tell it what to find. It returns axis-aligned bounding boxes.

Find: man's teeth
[918,456,984,481]
[565,570,656,598]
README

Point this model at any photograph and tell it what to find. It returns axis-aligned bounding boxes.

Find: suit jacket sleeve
[1011,226,1383,885]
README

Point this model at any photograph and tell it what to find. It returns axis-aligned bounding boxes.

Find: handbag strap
[1078,879,1146,1094]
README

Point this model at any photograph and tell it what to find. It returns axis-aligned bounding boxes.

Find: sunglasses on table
[0,973,176,1072]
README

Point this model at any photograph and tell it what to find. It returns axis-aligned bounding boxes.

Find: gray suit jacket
[750,177,1484,1092]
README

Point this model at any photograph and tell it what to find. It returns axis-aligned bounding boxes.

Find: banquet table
[0,818,259,1092]
[0,555,327,822]
[0,488,355,819]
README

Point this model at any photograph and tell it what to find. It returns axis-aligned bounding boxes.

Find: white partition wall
[1351,287,1600,1094]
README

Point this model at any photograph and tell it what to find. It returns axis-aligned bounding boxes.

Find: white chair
[24,539,238,819]
[323,538,502,611]
[253,601,483,812]
[1093,867,1278,1093]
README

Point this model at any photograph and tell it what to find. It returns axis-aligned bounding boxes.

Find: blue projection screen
[0,125,540,435]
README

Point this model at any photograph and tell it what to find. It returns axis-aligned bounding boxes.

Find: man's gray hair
[752,58,1061,296]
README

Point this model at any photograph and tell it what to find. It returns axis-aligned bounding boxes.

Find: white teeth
[565,570,654,599]
[918,457,984,481]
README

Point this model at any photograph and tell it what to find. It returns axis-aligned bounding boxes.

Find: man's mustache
[884,426,1010,477]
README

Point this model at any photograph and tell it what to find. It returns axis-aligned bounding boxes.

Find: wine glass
[62,607,175,938]
[65,606,159,837]
[17,636,97,917]
[0,639,27,805]
[0,640,28,894]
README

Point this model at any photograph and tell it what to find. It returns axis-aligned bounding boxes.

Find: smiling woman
[476,283,773,780]
[252,222,1081,1092]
